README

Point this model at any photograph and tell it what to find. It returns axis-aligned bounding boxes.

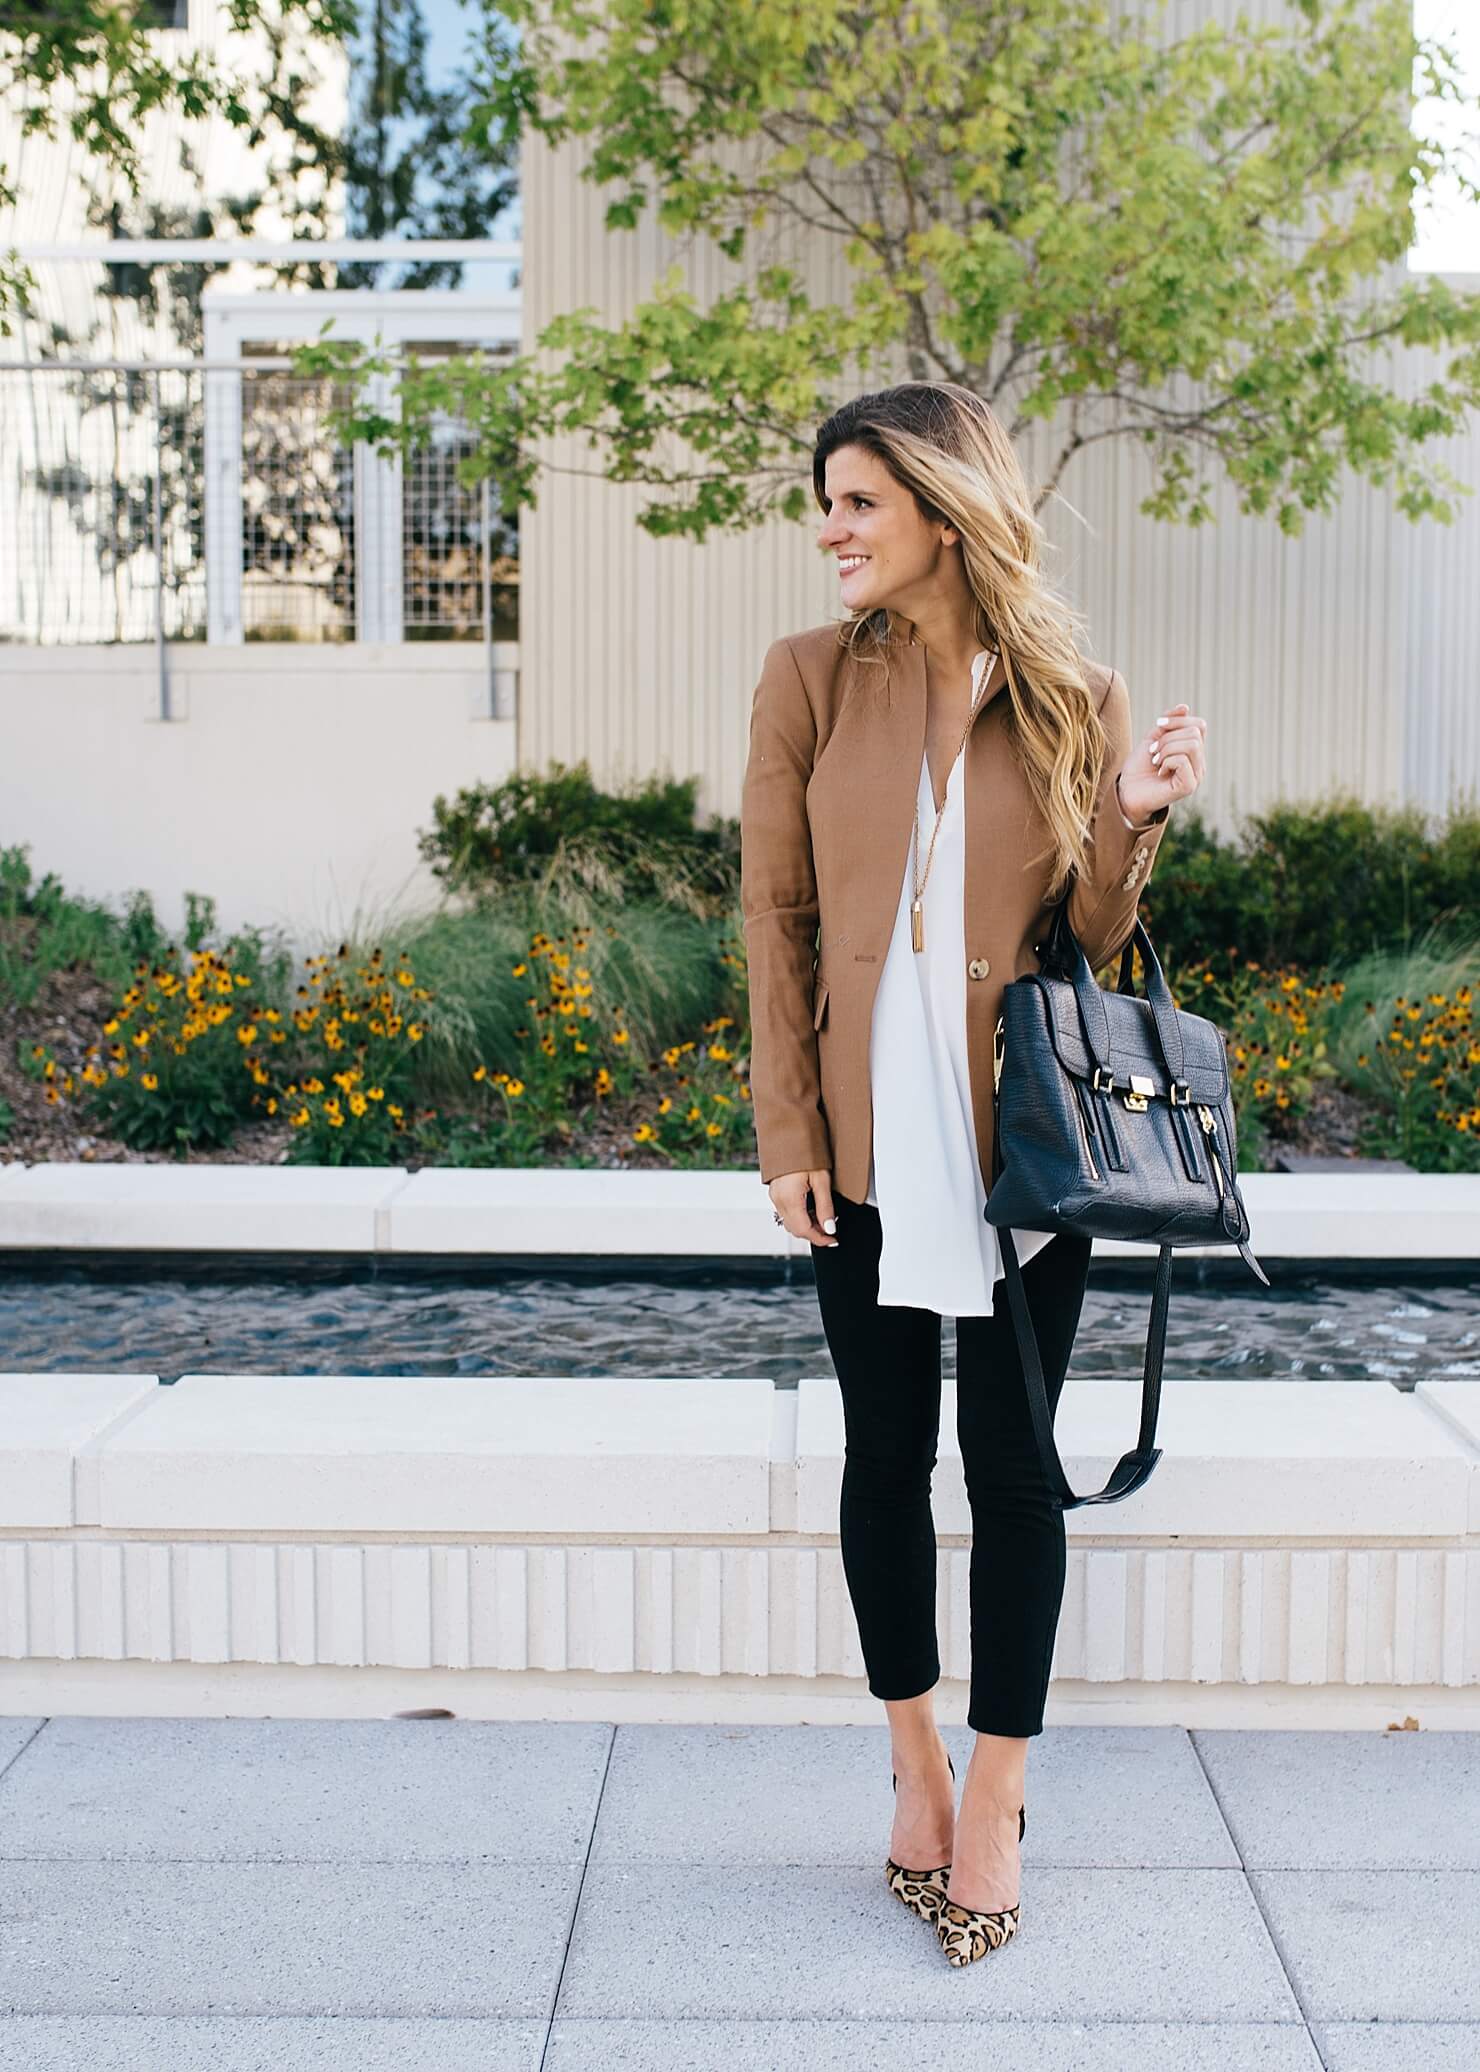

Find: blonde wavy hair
[812,380,1107,903]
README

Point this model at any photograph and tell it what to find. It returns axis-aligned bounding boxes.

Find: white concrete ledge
[3,1373,1480,1723]
[0,1164,1476,1258]
[1416,1383,1480,1530]
[0,1163,413,1253]
[0,1374,158,1527]
[90,1373,777,1536]
[798,1377,1478,1541]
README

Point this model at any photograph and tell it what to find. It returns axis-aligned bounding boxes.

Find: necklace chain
[910,649,997,954]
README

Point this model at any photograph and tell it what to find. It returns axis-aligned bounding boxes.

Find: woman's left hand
[1117,701,1206,822]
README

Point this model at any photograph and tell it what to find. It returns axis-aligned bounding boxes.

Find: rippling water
[1,1252,1476,1387]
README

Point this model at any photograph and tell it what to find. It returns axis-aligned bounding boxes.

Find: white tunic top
[863,647,1057,1315]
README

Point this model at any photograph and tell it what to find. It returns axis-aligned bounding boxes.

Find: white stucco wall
[1,644,517,945]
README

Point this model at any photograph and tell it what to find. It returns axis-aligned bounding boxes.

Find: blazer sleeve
[739,636,833,1185]
[1064,666,1171,972]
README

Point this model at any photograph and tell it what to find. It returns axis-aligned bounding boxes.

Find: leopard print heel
[935,1803,1026,1967]
[883,1750,956,1925]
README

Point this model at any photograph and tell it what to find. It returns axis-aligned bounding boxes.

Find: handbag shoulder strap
[997,1225,1170,1510]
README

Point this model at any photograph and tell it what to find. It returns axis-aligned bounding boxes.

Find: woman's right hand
[769,1168,839,1246]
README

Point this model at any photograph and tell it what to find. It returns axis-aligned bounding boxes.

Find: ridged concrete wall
[4,1540,1477,1693]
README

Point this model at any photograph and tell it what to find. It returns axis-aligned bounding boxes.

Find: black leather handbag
[984,900,1268,1510]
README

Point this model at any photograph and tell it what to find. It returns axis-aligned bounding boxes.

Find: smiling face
[816,441,955,620]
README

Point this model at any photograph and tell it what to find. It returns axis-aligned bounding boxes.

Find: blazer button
[967,957,990,979]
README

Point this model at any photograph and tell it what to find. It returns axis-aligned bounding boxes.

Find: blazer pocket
[812,980,830,1031]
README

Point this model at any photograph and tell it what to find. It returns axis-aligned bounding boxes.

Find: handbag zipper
[1072,1079,1103,1181]
[1196,1103,1227,1195]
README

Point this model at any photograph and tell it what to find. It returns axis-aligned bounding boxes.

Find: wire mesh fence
[0,359,517,648]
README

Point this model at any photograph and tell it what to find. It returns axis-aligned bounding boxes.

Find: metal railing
[0,357,519,709]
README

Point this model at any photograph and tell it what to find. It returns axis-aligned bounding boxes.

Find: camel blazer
[738,618,1171,1201]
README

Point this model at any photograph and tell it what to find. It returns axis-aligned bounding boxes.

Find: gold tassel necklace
[910,648,997,953]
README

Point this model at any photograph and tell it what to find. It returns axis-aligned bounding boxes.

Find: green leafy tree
[300,0,1480,539]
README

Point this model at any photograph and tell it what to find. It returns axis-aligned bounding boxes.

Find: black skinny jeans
[809,1189,1093,1738]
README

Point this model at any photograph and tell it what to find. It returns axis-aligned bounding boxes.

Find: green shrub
[0,845,160,1010]
[1320,927,1480,1172]
[435,921,649,1164]
[1164,953,1344,1170]
[1142,795,1478,977]
[392,895,735,1107]
[63,943,271,1153]
[416,760,740,911]
[429,919,753,1169]
[269,944,445,1166]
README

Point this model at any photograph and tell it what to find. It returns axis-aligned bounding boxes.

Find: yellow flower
[141,1071,159,1090]
[706,1121,722,1136]
[473,1064,487,1081]
[506,1079,525,1097]
[612,1027,630,1045]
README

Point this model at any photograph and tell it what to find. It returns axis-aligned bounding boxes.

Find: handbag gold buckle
[1091,1064,1115,1093]
[1168,1079,1192,1106]
[1123,1072,1154,1112]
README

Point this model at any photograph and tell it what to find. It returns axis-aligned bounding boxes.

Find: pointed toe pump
[935,1802,1026,1967]
[883,1751,956,1925]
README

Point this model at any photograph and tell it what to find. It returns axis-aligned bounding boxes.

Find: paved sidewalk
[1,1715,1475,2069]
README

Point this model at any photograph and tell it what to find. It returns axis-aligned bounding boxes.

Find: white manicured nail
[823,1218,836,1233]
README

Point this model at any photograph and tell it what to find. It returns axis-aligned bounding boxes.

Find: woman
[738,382,1206,1967]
